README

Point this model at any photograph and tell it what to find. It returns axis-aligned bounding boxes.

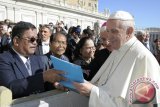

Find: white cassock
[89,36,160,107]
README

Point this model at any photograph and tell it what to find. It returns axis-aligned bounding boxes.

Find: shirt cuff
[90,85,99,96]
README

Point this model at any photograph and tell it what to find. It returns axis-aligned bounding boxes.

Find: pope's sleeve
[89,85,129,107]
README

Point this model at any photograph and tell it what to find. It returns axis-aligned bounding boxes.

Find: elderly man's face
[50,34,67,57]
[106,19,128,50]
[144,34,150,42]
[100,30,113,51]
[40,27,51,42]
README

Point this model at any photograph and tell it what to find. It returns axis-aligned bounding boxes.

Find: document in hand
[50,56,84,90]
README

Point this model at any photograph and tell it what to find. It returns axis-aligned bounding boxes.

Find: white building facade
[0,0,107,30]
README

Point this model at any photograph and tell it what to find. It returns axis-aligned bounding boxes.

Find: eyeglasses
[52,41,67,46]
[21,37,38,43]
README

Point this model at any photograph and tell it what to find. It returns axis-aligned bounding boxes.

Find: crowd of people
[136,30,160,63]
[0,10,159,107]
[0,19,112,81]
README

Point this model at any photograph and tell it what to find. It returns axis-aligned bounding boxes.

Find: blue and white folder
[50,56,84,90]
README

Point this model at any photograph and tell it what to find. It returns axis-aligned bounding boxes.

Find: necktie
[25,59,32,76]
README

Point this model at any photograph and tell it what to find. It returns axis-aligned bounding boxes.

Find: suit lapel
[30,55,44,75]
[10,49,29,78]
[30,56,37,75]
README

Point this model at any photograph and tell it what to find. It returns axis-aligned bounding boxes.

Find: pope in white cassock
[73,11,160,107]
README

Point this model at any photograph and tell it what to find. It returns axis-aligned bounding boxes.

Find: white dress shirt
[42,39,50,54]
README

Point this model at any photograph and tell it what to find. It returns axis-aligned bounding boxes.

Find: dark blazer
[35,40,43,55]
[0,49,51,99]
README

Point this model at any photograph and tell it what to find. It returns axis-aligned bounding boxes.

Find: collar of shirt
[42,39,50,46]
[12,48,28,64]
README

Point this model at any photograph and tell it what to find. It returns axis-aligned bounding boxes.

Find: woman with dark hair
[73,37,96,79]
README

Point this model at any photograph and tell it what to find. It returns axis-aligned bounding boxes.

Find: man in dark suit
[0,21,65,99]
[35,24,52,55]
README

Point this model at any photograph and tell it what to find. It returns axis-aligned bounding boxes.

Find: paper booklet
[50,55,84,90]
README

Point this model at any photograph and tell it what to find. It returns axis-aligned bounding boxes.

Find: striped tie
[26,59,32,76]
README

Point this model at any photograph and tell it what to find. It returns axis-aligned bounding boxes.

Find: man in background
[136,30,154,54]
[35,24,52,55]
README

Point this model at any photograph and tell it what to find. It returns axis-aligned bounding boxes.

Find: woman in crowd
[73,37,96,79]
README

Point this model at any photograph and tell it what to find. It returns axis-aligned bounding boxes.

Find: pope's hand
[73,80,94,96]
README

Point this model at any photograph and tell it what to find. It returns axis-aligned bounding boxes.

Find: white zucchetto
[108,11,134,21]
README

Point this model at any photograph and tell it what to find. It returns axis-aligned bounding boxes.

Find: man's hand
[43,69,66,83]
[73,80,94,96]
[54,82,68,91]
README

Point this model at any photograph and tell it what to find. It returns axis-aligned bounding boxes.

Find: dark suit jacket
[0,49,52,99]
[35,40,43,55]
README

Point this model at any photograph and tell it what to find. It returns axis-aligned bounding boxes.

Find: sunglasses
[20,37,38,43]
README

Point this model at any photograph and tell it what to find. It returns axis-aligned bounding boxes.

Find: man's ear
[126,27,134,38]
[13,36,19,46]
[126,27,133,35]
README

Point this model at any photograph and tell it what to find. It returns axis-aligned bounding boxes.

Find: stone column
[6,6,14,22]
[14,7,21,22]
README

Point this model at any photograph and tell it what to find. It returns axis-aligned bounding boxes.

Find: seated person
[73,37,96,79]
[0,21,66,99]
